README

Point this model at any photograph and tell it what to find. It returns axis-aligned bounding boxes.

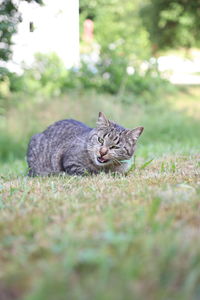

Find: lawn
[0,87,200,300]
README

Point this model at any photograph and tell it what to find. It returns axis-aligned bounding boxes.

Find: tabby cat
[27,112,144,176]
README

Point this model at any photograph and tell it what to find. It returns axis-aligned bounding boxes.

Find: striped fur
[27,112,144,176]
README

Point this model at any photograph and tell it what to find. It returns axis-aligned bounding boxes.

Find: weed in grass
[140,158,154,170]
[160,162,165,173]
[171,161,176,173]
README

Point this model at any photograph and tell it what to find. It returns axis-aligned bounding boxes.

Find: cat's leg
[106,162,130,175]
[63,164,89,176]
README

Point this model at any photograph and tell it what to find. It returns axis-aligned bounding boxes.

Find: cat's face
[88,112,144,167]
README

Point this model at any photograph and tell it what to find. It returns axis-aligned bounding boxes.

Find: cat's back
[28,119,92,153]
[43,119,91,138]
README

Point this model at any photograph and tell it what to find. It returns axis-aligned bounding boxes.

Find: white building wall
[10,0,79,72]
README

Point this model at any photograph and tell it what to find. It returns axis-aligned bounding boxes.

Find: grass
[0,87,200,299]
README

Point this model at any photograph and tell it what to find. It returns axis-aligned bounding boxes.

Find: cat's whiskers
[112,158,122,165]
[86,149,96,154]
[87,146,122,165]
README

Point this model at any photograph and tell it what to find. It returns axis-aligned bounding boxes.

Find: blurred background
[0,0,200,173]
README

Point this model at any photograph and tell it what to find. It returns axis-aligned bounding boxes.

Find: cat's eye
[110,145,120,150]
[98,137,104,144]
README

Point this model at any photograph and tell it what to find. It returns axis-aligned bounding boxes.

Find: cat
[27,112,144,176]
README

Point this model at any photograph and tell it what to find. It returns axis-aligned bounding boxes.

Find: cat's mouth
[97,156,110,164]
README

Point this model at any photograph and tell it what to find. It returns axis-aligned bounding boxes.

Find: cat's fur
[27,112,144,176]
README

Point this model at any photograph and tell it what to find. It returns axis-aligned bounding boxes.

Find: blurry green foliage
[140,0,200,50]
[78,0,170,94]
[0,0,195,101]
[0,67,23,114]
[80,0,151,61]
[77,53,168,95]
[21,53,70,97]
[80,0,200,53]
[4,52,168,98]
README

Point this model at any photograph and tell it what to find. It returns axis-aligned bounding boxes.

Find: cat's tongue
[97,156,109,163]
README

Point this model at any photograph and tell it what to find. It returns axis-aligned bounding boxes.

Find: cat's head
[88,112,144,167]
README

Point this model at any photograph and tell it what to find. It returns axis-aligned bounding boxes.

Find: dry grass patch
[0,154,200,299]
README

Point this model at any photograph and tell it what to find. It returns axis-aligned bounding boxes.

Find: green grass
[0,87,200,299]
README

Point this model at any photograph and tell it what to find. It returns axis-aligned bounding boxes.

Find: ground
[0,87,200,299]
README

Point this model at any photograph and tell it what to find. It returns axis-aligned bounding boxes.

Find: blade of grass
[140,158,154,170]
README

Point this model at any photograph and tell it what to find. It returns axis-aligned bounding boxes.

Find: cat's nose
[100,147,108,156]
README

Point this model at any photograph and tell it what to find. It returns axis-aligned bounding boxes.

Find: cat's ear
[127,126,144,141]
[97,112,109,127]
